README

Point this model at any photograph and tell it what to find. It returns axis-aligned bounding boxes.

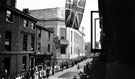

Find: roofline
[0,3,39,21]
[39,19,65,22]
[36,25,53,33]
[29,7,65,11]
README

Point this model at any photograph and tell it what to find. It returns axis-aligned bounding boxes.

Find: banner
[65,0,86,30]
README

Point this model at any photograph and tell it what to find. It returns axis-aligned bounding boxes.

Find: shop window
[23,35,27,51]
[6,10,13,22]
[5,31,12,51]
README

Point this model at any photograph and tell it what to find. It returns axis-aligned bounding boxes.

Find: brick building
[0,0,37,78]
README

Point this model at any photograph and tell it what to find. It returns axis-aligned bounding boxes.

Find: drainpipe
[16,15,20,76]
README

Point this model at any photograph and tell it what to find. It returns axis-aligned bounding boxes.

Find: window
[31,23,35,30]
[4,57,10,73]
[6,10,13,22]
[31,35,34,51]
[6,0,11,6]
[23,35,27,51]
[60,28,66,39]
[22,56,27,70]
[24,20,28,28]
[38,29,41,38]
[71,31,72,42]
[38,43,41,52]
[48,44,50,52]
[48,32,50,40]
[61,47,66,54]
[5,31,12,51]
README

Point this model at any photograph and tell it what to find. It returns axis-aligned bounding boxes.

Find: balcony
[60,39,69,46]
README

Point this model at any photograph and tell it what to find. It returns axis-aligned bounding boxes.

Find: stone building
[0,0,37,78]
[30,7,68,64]
[29,7,85,64]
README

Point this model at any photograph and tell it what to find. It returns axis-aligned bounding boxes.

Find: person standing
[30,68,34,79]
[46,67,50,78]
[77,64,80,69]
[52,65,54,75]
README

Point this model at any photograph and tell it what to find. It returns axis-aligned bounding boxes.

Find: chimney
[23,8,30,14]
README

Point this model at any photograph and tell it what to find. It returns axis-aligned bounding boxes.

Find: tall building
[0,0,37,78]
[30,7,85,64]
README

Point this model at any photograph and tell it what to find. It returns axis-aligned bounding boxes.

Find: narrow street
[48,58,92,79]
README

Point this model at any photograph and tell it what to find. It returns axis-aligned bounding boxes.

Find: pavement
[48,58,92,79]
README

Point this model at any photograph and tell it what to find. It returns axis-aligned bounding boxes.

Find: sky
[16,0,99,42]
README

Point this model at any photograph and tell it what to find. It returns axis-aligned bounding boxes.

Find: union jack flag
[65,0,86,30]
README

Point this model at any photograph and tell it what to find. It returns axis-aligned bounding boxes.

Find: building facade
[0,0,37,78]
[33,25,54,67]
[30,7,85,64]
[30,7,68,64]
[67,27,85,59]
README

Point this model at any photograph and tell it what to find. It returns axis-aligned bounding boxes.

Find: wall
[67,27,85,59]
[0,4,36,77]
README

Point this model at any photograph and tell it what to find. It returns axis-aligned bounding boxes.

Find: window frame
[48,44,50,52]
[61,46,66,54]
[6,10,13,22]
[31,35,35,51]
[23,19,28,28]
[22,56,27,71]
[31,23,35,30]
[23,34,28,51]
[5,31,12,51]
[60,28,66,40]
[48,32,51,40]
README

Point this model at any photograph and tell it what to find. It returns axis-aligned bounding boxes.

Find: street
[49,58,92,79]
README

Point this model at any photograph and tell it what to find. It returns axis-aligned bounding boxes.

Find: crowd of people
[1,56,87,79]
[78,55,104,79]
[15,65,52,79]
[14,56,87,79]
